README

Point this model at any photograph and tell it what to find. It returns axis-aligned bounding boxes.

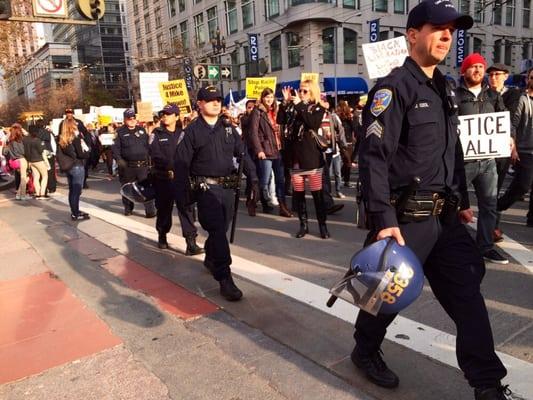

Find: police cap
[406,0,474,30]
[123,108,136,119]
[160,104,180,116]
[197,86,223,102]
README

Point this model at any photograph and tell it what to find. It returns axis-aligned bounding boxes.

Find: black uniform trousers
[119,165,155,215]
[354,216,507,389]
[195,184,234,281]
[154,178,196,238]
[46,155,57,193]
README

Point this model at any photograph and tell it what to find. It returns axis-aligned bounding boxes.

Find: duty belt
[191,175,240,190]
[392,193,445,218]
[127,160,148,167]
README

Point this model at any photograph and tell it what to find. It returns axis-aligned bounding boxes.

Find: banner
[136,101,154,122]
[139,72,169,111]
[458,111,511,160]
[245,77,277,99]
[158,79,192,114]
[249,33,259,62]
[369,19,380,43]
[456,29,466,68]
[300,72,319,85]
[362,36,409,80]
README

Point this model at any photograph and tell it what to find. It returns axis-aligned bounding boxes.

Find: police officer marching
[174,86,258,301]
[150,104,204,255]
[112,109,156,218]
[354,2,513,399]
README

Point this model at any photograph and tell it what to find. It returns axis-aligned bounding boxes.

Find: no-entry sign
[32,0,67,18]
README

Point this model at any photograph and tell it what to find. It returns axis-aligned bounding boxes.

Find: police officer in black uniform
[174,86,258,301]
[112,109,156,218]
[150,104,203,255]
[353,2,511,400]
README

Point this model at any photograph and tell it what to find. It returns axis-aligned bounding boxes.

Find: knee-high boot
[311,190,330,239]
[293,191,308,238]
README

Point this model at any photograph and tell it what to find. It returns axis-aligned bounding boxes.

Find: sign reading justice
[458,111,511,160]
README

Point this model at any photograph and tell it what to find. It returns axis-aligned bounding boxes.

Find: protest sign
[139,72,169,111]
[158,79,192,114]
[300,73,319,85]
[246,77,277,99]
[458,111,511,160]
[136,101,154,122]
[99,133,115,146]
[362,36,409,79]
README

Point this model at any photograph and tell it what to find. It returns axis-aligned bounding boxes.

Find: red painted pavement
[102,255,219,320]
[0,272,122,384]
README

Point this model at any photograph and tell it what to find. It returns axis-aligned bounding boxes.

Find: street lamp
[211,29,226,55]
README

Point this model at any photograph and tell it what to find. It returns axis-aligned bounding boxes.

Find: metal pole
[333,27,337,108]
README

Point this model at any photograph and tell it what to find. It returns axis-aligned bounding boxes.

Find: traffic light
[76,0,105,20]
[0,0,12,21]
[90,0,102,19]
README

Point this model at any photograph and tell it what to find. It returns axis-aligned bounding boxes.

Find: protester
[24,126,48,200]
[337,100,357,189]
[241,99,259,216]
[5,123,28,200]
[34,120,57,195]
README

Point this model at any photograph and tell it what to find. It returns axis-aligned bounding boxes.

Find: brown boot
[279,201,293,217]
[246,199,256,216]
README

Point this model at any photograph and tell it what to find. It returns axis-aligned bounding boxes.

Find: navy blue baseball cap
[160,104,180,115]
[197,86,223,102]
[406,0,474,30]
[123,108,136,119]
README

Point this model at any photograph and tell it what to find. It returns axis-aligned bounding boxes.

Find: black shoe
[219,276,243,301]
[71,213,90,221]
[483,249,509,265]
[185,236,205,256]
[158,234,168,249]
[145,212,156,218]
[327,204,344,215]
[296,224,309,238]
[474,385,513,400]
[124,209,133,216]
[319,223,330,239]
[83,183,89,189]
[351,348,399,389]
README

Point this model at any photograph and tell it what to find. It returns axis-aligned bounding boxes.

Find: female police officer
[353,1,511,399]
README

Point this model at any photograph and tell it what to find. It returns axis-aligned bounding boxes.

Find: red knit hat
[461,53,487,74]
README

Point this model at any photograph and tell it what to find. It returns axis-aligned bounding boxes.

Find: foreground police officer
[174,86,258,301]
[150,104,203,255]
[112,109,156,218]
[354,2,511,399]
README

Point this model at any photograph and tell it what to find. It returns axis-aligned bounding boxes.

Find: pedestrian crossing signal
[0,0,12,20]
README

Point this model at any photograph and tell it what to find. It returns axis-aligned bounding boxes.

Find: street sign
[221,66,231,79]
[193,65,207,79]
[208,65,220,80]
[32,0,68,18]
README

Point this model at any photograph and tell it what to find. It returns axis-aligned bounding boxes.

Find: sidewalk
[0,190,374,400]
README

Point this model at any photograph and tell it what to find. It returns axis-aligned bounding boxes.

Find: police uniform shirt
[175,115,257,180]
[150,126,181,171]
[112,125,149,162]
[359,56,468,231]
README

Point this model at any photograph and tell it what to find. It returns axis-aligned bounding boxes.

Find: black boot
[351,348,399,389]
[474,386,513,400]
[158,233,168,249]
[311,190,330,239]
[293,191,308,238]
[260,188,274,214]
[219,275,243,301]
[185,236,204,256]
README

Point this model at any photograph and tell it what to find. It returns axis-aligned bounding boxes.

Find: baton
[230,152,245,244]
[326,176,421,308]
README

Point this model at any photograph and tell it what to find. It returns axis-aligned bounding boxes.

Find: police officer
[174,86,258,301]
[112,109,156,218]
[354,2,511,400]
[150,104,203,255]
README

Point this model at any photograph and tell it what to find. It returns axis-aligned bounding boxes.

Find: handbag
[310,129,330,151]
[8,158,21,170]
[56,145,75,172]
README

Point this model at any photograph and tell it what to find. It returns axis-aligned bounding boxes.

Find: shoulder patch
[370,89,393,117]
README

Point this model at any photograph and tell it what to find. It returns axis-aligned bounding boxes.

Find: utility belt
[391,192,459,222]
[127,160,149,168]
[152,169,174,180]
[190,175,240,191]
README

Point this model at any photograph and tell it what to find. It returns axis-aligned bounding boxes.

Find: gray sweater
[511,94,533,154]
[7,141,25,159]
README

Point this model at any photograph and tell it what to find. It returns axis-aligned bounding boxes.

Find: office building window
[473,37,483,54]
[157,34,165,53]
[207,7,218,40]
[168,0,177,17]
[226,0,238,34]
[143,0,148,7]
[344,28,357,64]
[266,0,280,18]
[474,0,485,23]
[522,42,530,59]
[459,0,470,14]
[179,0,186,12]
[180,21,189,49]
[286,32,300,68]
[494,1,502,24]
[379,30,388,41]
[242,0,255,28]
[373,0,387,12]
[494,39,502,62]
[270,35,282,71]
[524,0,531,27]
[194,0,202,4]
[194,13,206,45]
[135,20,141,39]
[322,27,335,64]
[505,41,512,64]
[169,25,179,51]
[394,0,407,14]
[133,0,139,15]
[147,38,153,57]
[155,7,162,28]
[506,0,515,25]
[343,0,359,9]
[144,13,151,33]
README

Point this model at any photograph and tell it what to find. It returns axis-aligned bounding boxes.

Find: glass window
[373,0,387,12]
[524,0,531,27]
[178,0,186,12]
[226,0,238,34]
[243,45,251,75]
[231,50,239,79]
[474,0,484,22]
[494,0,502,24]
[506,0,515,25]
[473,37,483,54]
[194,13,205,45]
[494,38,502,62]
[522,42,530,59]
[194,0,202,4]
[459,0,470,14]
[343,0,359,9]
[286,32,300,68]
[157,34,165,53]
[266,0,280,18]
[143,0,148,8]
[144,13,151,33]
[344,28,357,64]
[168,0,177,17]
[135,20,141,39]
[242,0,255,28]
[270,35,282,71]
[394,0,407,14]
[379,30,389,41]
[133,0,139,15]
[147,38,153,57]
[504,42,512,64]
[180,21,189,49]
[322,27,335,64]
[155,7,162,28]
[207,7,218,40]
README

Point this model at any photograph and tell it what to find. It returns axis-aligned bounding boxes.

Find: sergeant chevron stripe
[366,120,384,139]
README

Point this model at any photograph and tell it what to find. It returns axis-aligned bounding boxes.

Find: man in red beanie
[455,53,509,265]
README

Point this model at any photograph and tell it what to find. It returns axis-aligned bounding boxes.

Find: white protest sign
[99,133,115,146]
[139,72,169,112]
[458,112,511,160]
[363,36,409,80]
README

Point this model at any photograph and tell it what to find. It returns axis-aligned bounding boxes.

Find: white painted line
[52,194,533,399]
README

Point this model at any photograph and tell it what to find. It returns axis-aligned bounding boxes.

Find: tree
[0,0,33,78]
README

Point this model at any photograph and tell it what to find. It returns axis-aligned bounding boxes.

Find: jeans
[328,154,342,193]
[258,157,285,203]
[67,164,84,216]
[464,159,498,253]
[498,153,533,211]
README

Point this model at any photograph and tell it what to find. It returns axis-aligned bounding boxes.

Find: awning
[275,80,300,97]
[323,77,368,95]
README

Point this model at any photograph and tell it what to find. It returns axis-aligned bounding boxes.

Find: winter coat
[23,136,45,163]
[249,104,281,159]
[511,94,533,154]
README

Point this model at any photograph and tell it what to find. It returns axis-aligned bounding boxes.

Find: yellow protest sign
[246,77,277,100]
[300,73,319,85]
[98,115,112,126]
[159,79,192,114]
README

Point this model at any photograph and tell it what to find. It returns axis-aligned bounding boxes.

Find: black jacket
[112,125,150,162]
[61,136,90,165]
[23,136,44,163]
[455,83,506,116]
[150,126,181,171]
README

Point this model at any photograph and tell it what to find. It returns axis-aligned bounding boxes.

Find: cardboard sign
[362,36,409,80]
[158,79,192,114]
[300,73,319,85]
[139,72,169,111]
[136,101,154,122]
[458,112,511,160]
[99,133,115,146]
[245,77,277,100]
